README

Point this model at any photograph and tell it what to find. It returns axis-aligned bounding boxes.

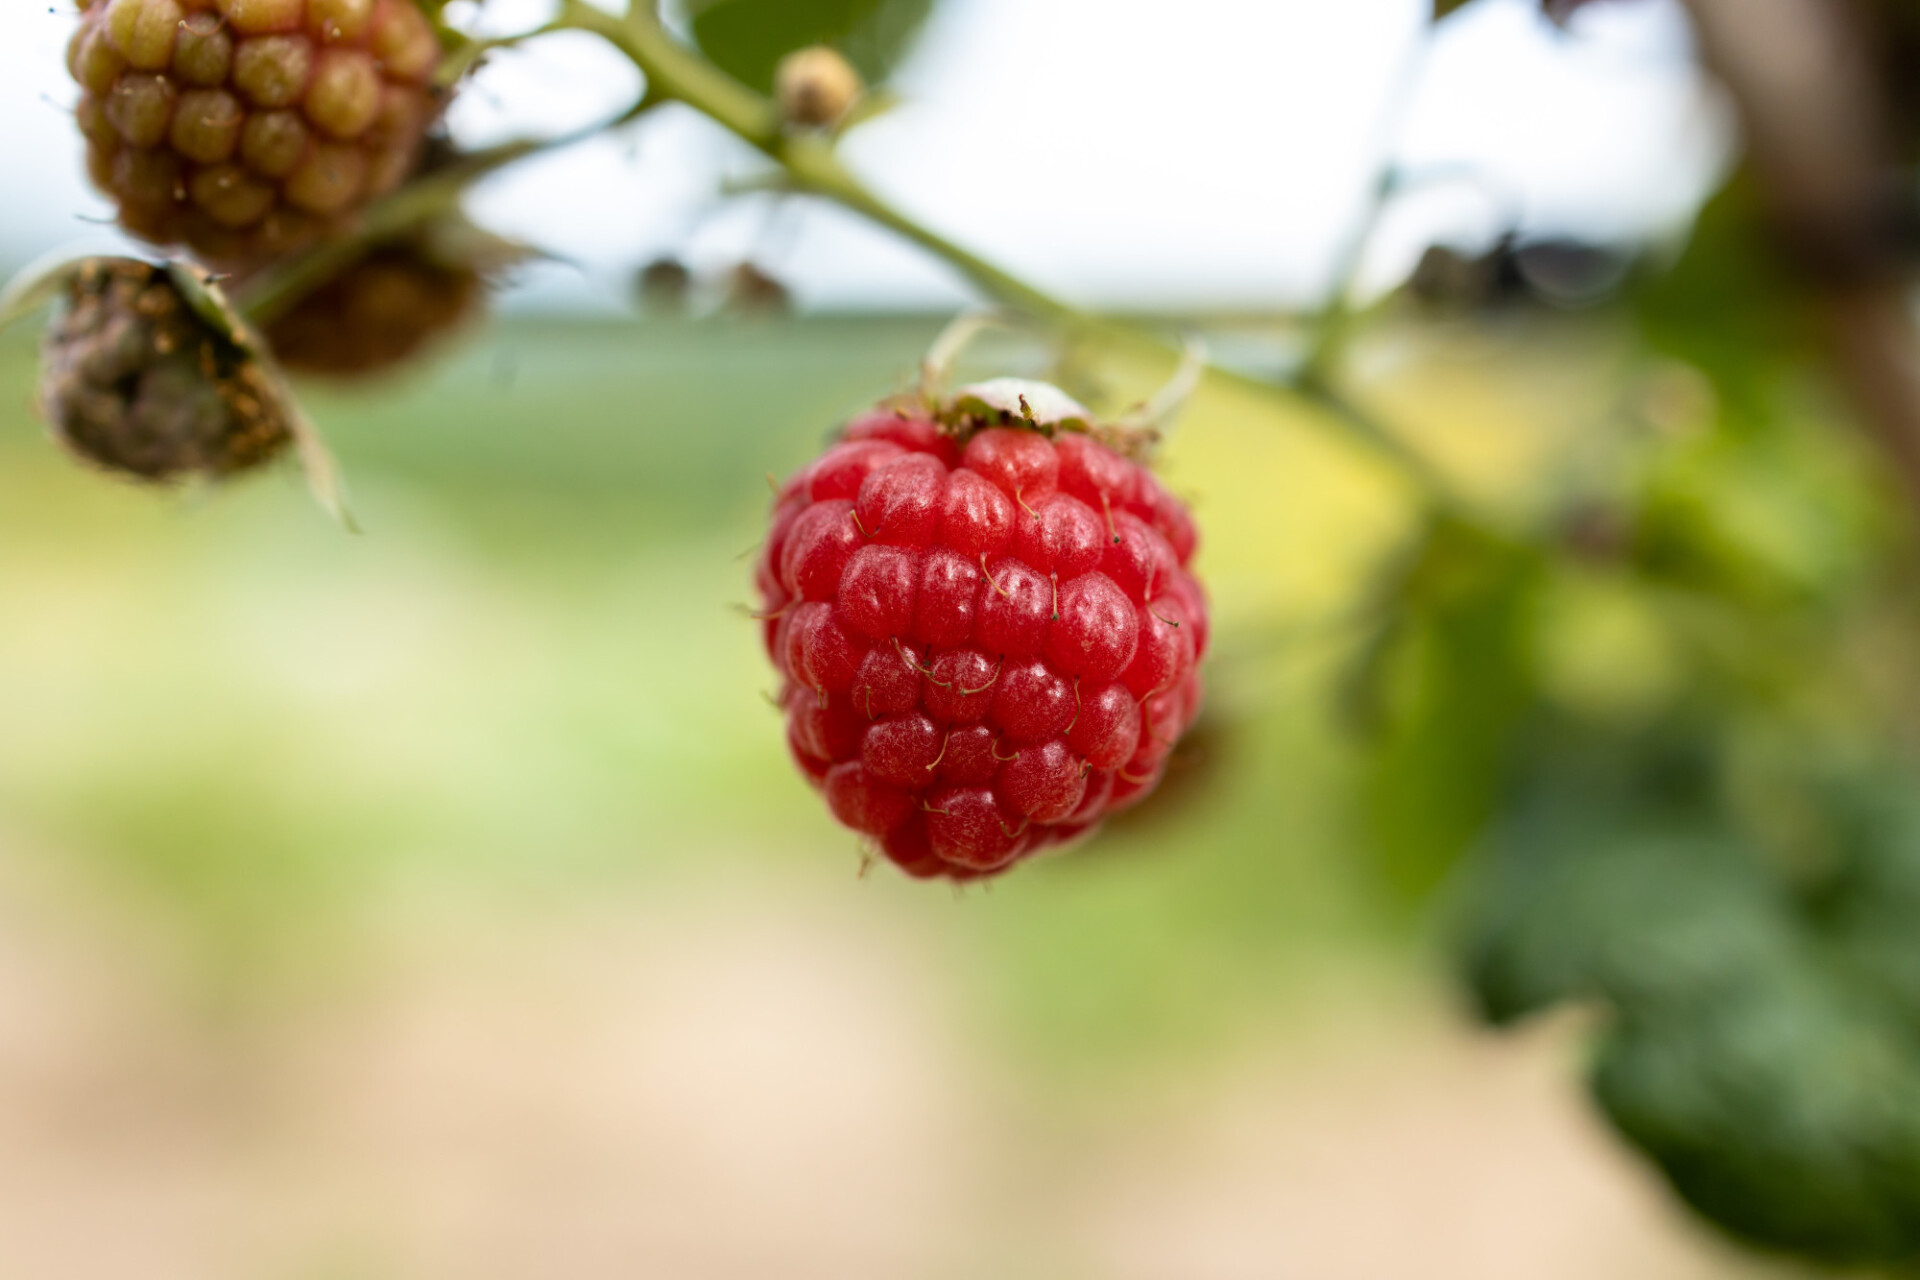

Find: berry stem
[233,102,658,327]
[550,0,1461,513]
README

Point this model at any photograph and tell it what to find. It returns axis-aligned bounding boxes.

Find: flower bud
[774,46,862,129]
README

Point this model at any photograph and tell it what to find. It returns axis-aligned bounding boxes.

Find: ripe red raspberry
[756,381,1208,881]
[68,0,443,272]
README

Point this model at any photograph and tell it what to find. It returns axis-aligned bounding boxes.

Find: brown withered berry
[265,241,483,377]
[39,257,293,481]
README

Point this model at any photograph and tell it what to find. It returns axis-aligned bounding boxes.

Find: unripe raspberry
[38,257,293,480]
[68,0,444,272]
[758,381,1208,882]
[775,45,862,129]
[265,241,482,377]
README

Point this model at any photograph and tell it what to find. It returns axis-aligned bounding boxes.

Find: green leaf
[0,248,96,334]
[1459,745,1920,1267]
[1630,172,1814,434]
[687,0,936,95]
[1357,517,1540,900]
[1432,0,1475,19]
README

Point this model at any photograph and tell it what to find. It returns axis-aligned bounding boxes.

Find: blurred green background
[0,314,1800,1277]
[13,0,1920,1269]
[0,315,1414,1048]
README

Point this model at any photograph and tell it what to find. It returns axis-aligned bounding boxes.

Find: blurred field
[0,317,1786,1278]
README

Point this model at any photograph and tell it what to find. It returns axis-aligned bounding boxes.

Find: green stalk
[555,0,1455,506]
[234,139,541,326]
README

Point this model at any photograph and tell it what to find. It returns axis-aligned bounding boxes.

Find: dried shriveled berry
[69,0,443,272]
[726,262,791,316]
[265,241,482,377]
[758,383,1207,882]
[38,257,293,480]
[636,256,692,314]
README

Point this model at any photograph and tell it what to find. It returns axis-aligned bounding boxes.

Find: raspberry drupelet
[68,0,443,273]
[757,381,1207,881]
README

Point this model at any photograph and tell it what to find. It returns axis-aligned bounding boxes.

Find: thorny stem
[551,0,1458,511]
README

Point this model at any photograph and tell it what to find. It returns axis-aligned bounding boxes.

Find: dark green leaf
[688,0,936,95]
[1432,0,1475,19]
[1459,744,1920,1266]
[1357,518,1539,899]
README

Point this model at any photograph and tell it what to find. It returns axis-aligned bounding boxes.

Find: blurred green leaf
[1633,422,1880,614]
[1630,174,1814,434]
[1460,737,1920,1267]
[1598,977,1920,1265]
[687,0,935,95]
[1431,0,1474,18]
[1356,517,1539,899]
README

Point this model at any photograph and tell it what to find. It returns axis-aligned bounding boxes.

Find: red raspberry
[757,382,1207,881]
[68,0,443,272]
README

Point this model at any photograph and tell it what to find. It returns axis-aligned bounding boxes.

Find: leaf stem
[549,0,1453,504]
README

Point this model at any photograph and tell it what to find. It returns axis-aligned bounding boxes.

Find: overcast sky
[2,0,1727,311]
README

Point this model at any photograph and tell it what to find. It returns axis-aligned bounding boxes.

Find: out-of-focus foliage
[686,0,934,95]
[1631,181,1814,436]
[1352,516,1538,900]
[1351,76,1920,1251]
[1462,741,1920,1265]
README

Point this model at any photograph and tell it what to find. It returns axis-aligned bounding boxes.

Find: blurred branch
[1678,0,1920,510]
[552,0,1460,510]
[1303,26,1434,383]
